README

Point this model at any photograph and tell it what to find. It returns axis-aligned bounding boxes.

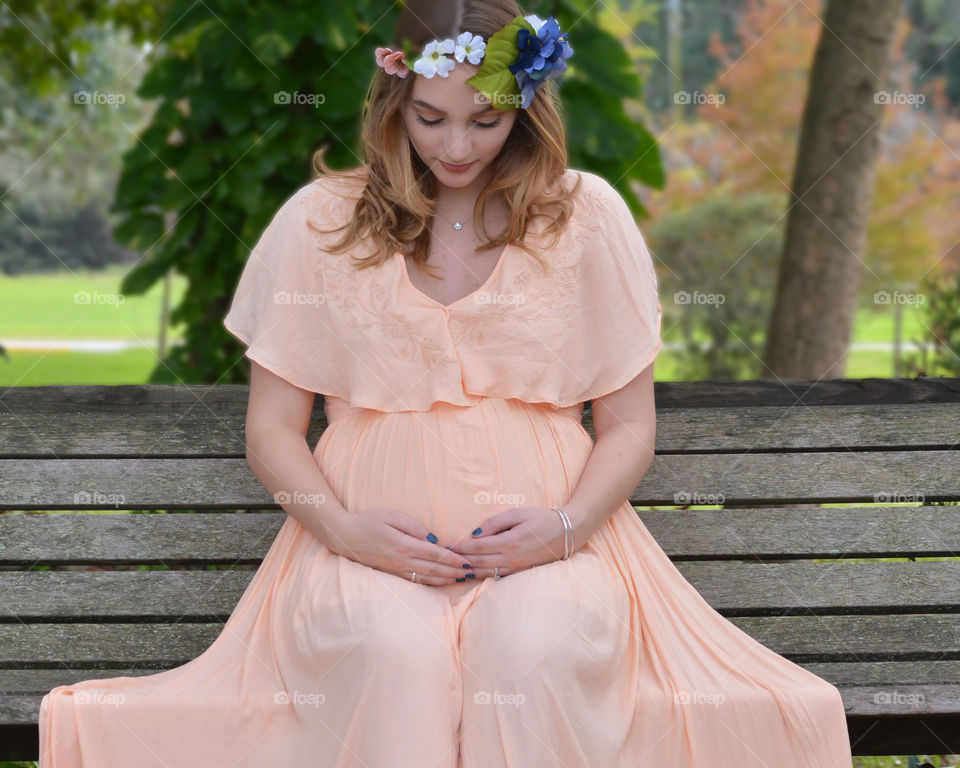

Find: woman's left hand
[446,506,572,579]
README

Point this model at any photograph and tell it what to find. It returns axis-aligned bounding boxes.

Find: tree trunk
[763,0,905,379]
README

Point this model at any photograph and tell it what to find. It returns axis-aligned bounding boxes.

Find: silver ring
[494,566,501,581]
[410,571,417,583]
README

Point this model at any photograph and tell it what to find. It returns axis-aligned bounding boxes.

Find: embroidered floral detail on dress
[448,176,597,347]
[302,180,461,374]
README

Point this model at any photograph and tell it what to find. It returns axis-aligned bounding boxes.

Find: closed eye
[415,114,503,129]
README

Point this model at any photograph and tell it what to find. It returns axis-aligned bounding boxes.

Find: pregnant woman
[39,1,854,764]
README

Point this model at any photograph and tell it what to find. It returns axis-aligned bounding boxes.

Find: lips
[440,160,475,172]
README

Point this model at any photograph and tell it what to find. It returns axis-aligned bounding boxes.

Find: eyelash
[415,114,503,130]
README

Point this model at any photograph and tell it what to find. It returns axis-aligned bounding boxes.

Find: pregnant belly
[312,395,593,546]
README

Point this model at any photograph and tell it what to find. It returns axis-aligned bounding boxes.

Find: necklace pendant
[453,221,463,231]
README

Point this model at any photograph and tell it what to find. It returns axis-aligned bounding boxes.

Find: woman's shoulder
[278,167,367,228]
[561,166,620,202]
[543,167,624,234]
[293,166,366,202]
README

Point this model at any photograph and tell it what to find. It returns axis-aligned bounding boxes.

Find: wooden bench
[1,379,959,760]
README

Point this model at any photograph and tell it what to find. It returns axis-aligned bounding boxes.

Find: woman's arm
[244,360,351,547]
[564,360,657,546]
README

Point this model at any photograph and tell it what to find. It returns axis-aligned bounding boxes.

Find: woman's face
[402,62,518,189]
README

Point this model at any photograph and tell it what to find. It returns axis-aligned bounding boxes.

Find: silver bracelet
[551,505,574,560]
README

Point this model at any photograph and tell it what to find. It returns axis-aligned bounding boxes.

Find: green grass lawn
[0,265,188,340]
[0,266,935,386]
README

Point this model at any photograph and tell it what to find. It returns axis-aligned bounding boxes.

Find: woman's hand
[323,507,476,586]
[446,506,572,579]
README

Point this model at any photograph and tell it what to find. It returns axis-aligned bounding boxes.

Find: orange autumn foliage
[645,0,960,289]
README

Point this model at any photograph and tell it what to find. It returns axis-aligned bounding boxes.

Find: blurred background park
[1,0,958,389]
[1,0,959,764]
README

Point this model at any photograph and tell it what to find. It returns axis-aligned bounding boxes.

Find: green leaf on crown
[465,15,534,111]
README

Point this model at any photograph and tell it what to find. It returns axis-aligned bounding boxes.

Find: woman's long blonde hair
[310,0,581,277]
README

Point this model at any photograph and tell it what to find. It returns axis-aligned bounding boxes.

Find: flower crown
[374,14,573,110]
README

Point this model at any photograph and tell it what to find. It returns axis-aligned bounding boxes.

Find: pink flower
[374,47,409,78]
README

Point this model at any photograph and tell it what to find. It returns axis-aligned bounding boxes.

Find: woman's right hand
[322,507,476,586]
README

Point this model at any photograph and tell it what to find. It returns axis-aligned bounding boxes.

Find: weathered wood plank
[773,661,960,686]
[0,623,222,668]
[1,507,957,563]
[3,450,958,508]
[638,506,960,559]
[644,402,960,452]
[0,571,254,622]
[641,450,960,504]
[3,376,959,418]
[0,512,287,565]
[649,376,960,407]
[0,616,954,666]
[2,566,959,622]
[0,411,326,458]
[3,384,960,457]
[0,385,326,458]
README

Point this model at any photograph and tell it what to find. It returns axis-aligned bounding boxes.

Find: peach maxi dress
[39,169,854,766]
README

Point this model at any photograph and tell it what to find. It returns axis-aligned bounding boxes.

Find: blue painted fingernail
[472,527,482,536]
[455,577,466,582]
[462,563,473,569]
[446,546,454,550]
[426,532,438,543]
[465,573,476,579]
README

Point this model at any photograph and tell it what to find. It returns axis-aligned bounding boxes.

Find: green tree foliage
[0,0,164,96]
[648,192,784,380]
[904,269,960,377]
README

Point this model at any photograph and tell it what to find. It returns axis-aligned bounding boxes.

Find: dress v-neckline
[395,244,513,312]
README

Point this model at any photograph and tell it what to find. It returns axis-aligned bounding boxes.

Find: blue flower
[508,16,574,109]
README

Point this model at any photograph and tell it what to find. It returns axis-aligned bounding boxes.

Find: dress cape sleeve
[222,179,352,398]
[452,172,663,408]
[222,170,662,411]
[556,175,663,403]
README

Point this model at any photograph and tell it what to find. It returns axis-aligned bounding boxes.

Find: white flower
[413,38,457,78]
[524,14,546,33]
[454,32,486,65]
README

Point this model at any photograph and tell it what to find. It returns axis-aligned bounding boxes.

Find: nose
[443,126,475,162]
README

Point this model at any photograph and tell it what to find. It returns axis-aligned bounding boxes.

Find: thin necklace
[433,209,471,232]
